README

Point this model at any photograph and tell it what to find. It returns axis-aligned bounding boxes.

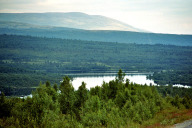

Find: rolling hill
[0,12,143,32]
[0,12,192,46]
[0,21,192,46]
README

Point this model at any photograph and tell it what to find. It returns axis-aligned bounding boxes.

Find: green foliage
[115,91,127,108]
[109,80,118,99]
[76,82,88,107]
[59,76,76,115]
[8,83,60,127]
[156,85,192,99]
[116,69,125,83]
[181,95,192,109]
[149,70,192,86]
[0,92,12,118]
[46,81,51,88]
[1,35,192,96]
[0,70,191,127]
[101,81,110,100]
[53,83,58,92]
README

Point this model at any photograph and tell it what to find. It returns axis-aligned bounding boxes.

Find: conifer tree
[59,76,75,115]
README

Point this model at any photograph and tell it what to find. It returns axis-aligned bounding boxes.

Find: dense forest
[0,70,192,127]
[148,70,192,86]
[0,34,192,95]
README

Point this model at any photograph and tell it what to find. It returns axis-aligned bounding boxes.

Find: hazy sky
[0,0,192,34]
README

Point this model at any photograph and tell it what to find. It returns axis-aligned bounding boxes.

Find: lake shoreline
[63,72,154,77]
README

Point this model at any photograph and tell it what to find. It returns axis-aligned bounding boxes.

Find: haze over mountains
[0,12,143,32]
[0,12,192,46]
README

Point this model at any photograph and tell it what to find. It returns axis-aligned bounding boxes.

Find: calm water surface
[72,74,156,90]
[21,73,190,98]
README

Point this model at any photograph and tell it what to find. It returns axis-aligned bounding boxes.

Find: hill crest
[0,12,144,32]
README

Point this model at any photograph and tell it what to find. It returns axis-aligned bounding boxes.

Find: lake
[71,73,156,90]
[21,73,190,98]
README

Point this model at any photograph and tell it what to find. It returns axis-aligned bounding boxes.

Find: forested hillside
[0,70,192,127]
[0,22,192,46]
[0,34,192,95]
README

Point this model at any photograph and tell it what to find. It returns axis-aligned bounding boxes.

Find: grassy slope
[142,108,192,128]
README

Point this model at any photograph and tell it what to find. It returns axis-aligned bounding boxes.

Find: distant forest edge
[0,23,192,46]
[0,34,192,95]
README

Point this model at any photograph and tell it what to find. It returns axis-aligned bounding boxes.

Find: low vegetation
[0,70,191,127]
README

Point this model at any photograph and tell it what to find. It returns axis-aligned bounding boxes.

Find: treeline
[0,70,192,127]
[0,34,192,95]
[148,70,192,86]
[0,72,61,96]
[156,85,192,99]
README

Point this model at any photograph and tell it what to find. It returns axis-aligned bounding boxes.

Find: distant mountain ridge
[0,13,192,46]
[0,21,79,30]
[0,12,144,32]
[0,21,192,46]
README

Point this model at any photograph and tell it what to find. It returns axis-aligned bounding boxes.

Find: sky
[0,0,192,34]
